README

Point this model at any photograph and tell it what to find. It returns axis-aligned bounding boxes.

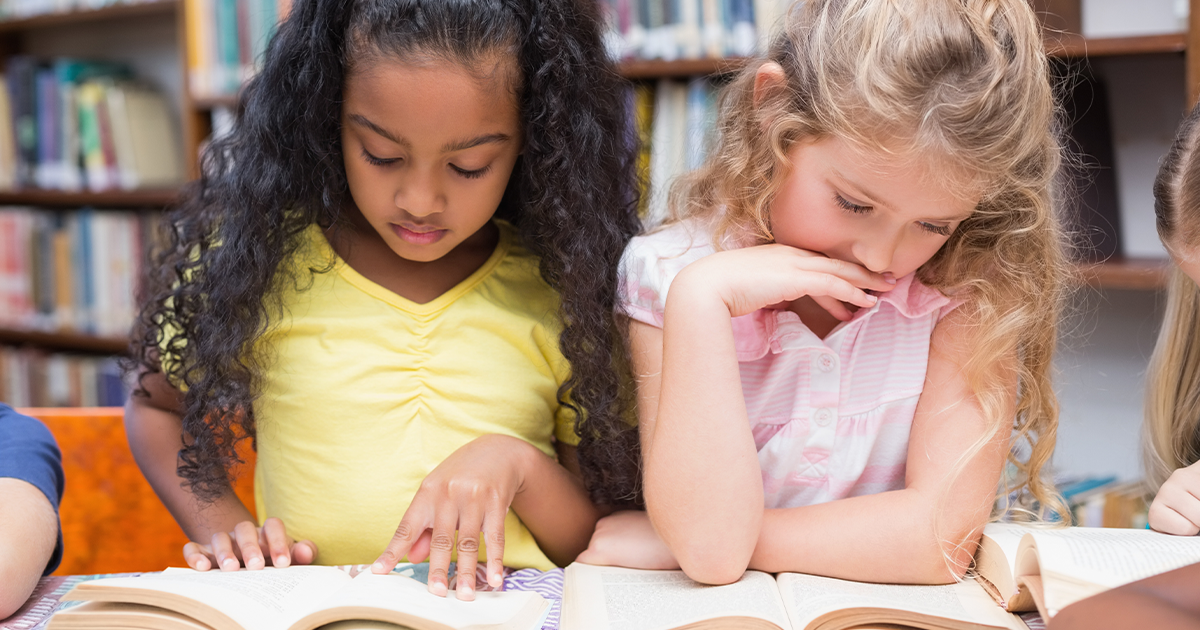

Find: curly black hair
[130,0,643,509]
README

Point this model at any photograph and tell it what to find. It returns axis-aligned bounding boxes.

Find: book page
[65,567,353,630]
[561,564,790,630]
[776,573,1022,630]
[288,572,546,630]
[1023,528,1200,588]
[981,524,1029,573]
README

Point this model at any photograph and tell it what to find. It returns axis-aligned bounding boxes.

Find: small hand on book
[183,517,319,572]
[370,434,536,601]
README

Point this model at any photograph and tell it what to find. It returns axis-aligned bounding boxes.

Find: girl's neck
[326,207,501,305]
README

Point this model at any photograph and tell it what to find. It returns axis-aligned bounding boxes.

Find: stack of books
[0,207,156,337]
[1,57,183,192]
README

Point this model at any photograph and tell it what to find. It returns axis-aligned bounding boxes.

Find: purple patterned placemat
[504,568,565,630]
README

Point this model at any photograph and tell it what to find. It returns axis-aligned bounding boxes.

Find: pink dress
[619,220,960,508]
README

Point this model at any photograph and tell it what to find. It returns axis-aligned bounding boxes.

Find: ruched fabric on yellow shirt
[244,220,578,570]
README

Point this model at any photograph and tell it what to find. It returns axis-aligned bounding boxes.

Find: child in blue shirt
[0,404,64,618]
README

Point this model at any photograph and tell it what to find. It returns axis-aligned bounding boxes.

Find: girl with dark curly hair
[124,0,640,600]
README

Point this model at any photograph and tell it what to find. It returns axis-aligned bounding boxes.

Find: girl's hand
[576,510,680,570]
[674,244,896,322]
[182,517,318,571]
[1150,461,1200,535]
[372,434,534,601]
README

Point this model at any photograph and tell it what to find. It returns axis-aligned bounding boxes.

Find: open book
[46,566,547,630]
[560,563,1027,630]
[974,523,1200,619]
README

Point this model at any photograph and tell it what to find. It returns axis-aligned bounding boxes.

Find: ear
[753,62,787,111]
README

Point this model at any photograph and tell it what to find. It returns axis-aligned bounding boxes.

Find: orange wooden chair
[19,407,255,576]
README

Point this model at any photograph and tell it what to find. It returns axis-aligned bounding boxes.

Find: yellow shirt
[249,220,577,569]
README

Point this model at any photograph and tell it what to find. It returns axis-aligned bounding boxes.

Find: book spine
[93,85,122,191]
[216,0,241,94]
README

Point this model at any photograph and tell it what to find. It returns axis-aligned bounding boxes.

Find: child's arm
[371,433,601,600]
[746,307,1010,583]
[125,370,316,570]
[640,245,893,585]
[1148,461,1200,535]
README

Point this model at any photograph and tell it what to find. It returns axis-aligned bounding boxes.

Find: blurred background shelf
[1075,258,1170,290]
[0,0,176,33]
[0,328,129,354]
[0,189,179,207]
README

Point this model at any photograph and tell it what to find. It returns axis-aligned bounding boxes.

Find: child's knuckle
[431,532,455,552]
[457,536,480,554]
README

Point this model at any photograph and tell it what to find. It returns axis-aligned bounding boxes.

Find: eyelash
[451,164,490,180]
[834,194,869,214]
[920,223,952,237]
[836,194,953,237]
[361,148,490,181]
[361,148,398,167]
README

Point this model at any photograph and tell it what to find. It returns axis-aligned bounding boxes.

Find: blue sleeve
[0,404,65,575]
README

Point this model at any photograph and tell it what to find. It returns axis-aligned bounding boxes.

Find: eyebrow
[832,169,973,223]
[347,113,511,153]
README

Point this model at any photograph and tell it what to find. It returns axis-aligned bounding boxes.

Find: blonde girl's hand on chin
[673,244,896,323]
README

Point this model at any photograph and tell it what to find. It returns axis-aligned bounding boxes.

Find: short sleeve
[0,405,65,575]
[617,221,715,328]
[554,404,581,447]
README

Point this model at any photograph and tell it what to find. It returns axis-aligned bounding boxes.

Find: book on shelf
[0,206,156,336]
[47,566,548,630]
[641,76,718,224]
[973,523,1200,620]
[560,563,1026,630]
[0,346,127,408]
[2,56,183,192]
[602,0,777,62]
[187,0,291,98]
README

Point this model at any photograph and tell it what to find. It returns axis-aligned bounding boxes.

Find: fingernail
[371,562,387,574]
[490,572,503,587]
[430,581,448,596]
[883,272,896,284]
[197,558,210,571]
[867,294,878,303]
[248,557,265,570]
[222,558,239,571]
[459,584,475,600]
[275,555,290,568]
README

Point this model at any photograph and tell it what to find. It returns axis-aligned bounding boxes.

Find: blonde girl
[578,0,1066,584]
[1144,100,1200,536]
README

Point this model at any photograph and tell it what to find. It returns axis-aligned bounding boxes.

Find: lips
[391,222,447,245]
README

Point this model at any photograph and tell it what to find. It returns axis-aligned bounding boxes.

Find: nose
[394,166,443,218]
[851,231,899,274]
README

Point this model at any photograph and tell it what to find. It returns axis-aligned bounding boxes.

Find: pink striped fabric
[619,220,958,509]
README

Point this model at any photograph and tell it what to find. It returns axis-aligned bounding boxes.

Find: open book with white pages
[46,566,548,630]
[560,563,1028,630]
[974,522,1200,620]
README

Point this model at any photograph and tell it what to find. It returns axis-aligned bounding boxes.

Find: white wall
[1053,288,1163,481]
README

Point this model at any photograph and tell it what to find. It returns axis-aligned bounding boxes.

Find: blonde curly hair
[667,0,1069,532]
